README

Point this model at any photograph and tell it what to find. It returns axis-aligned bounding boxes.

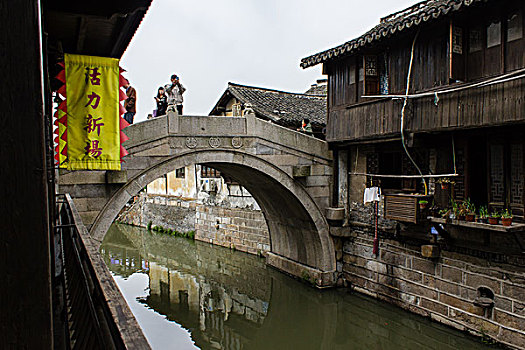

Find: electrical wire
[400,30,428,195]
[362,67,525,100]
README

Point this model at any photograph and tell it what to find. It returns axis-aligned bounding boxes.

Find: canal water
[101,223,495,350]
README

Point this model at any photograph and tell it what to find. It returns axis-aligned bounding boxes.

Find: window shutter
[488,144,505,212]
[510,143,524,217]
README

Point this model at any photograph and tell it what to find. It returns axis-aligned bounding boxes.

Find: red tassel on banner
[58,61,64,68]
[58,114,67,126]
[120,145,129,158]
[119,88,127,101]
[58,100,67,113]
[57,84,67,98]
[119,103,126,115]
[118,67,129,163]
[120,131,129,143]
[120,117,130,130]
[53,126,59,134]
[54,153,60,162]
[55,70,66,83]
[54,136,59,144]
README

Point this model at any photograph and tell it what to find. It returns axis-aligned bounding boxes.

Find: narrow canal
[101,223,496,350]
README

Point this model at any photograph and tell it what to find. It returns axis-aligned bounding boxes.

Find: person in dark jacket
[123,78,136,124]
[154,86,168,117]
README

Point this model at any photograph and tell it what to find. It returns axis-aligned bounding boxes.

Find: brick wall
[117,193,271,256]
[118,194,197,233]
[195,205,270,255]
[333,205,525,349]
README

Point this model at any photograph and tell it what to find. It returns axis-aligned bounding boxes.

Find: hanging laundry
[364,186,381,204]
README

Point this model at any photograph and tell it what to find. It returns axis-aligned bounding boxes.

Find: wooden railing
[55,194,150,349]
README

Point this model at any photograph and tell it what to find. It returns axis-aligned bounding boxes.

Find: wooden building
[302,0,524,220]
[302,0,525,347]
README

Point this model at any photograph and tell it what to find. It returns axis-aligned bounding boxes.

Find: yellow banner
[64,54,121,170]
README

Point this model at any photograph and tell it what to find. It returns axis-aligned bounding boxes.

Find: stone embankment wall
[195,205,270,255]
[118,193,270,256]
[332,203,525,349]
[118,194,197,233]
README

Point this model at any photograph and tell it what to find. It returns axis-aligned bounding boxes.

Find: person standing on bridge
[123,78,137,124]
[154,86,168,117]
[298,118,313,136]
[165,74,186,115]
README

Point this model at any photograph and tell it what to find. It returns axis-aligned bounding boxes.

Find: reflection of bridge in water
[101,224,271,349]
[101,224,490,350]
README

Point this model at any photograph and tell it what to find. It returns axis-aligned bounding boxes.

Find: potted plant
[457,201,467,221]
[464,198,475,222]
[501,209,513,227]
[488,210,500,225]
[438,209,452,219]
[437,177,455,190]
[419,199,429,210]
[450,199,459,220]
[476,206,488,224]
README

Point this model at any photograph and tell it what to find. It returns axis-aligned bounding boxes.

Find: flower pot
[465,214,475,222]
[488,217,499,225]
[419,203,428,210]
[440,183,449,190]
[476,217,488,224]
[501,217,513,227]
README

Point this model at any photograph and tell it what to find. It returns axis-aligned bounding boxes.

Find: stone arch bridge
[59,112,335,286]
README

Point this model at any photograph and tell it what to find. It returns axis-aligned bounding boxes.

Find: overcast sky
[121,0,421,121]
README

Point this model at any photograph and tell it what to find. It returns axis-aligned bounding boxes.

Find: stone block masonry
[334,205,525,349]
[118,193,270,257]
[118,194,196,234]
[195,205,270,255]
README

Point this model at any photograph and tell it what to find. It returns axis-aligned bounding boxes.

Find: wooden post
[1,0,54,347]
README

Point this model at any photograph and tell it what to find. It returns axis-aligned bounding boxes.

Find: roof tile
[301,0,489,68]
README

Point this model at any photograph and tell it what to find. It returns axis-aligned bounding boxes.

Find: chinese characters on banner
[56,54,127,170]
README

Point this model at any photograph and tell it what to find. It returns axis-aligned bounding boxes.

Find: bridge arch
[90,149,336,285]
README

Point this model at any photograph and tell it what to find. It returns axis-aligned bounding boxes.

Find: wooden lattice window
[363,55,380,96]
[488,140,524,218]
[510,143,524,217]
[454,147,466,201]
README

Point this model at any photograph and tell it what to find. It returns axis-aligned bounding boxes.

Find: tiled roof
[304,82,328,96]
[301,0,488,68]
[211,83,327,127]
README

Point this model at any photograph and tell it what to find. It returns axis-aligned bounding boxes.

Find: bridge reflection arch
[90,149,336,285]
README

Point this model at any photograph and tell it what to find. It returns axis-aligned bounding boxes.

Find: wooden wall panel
[326,79,525,142]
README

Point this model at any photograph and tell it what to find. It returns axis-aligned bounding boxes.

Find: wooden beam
[76,16,88,53]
